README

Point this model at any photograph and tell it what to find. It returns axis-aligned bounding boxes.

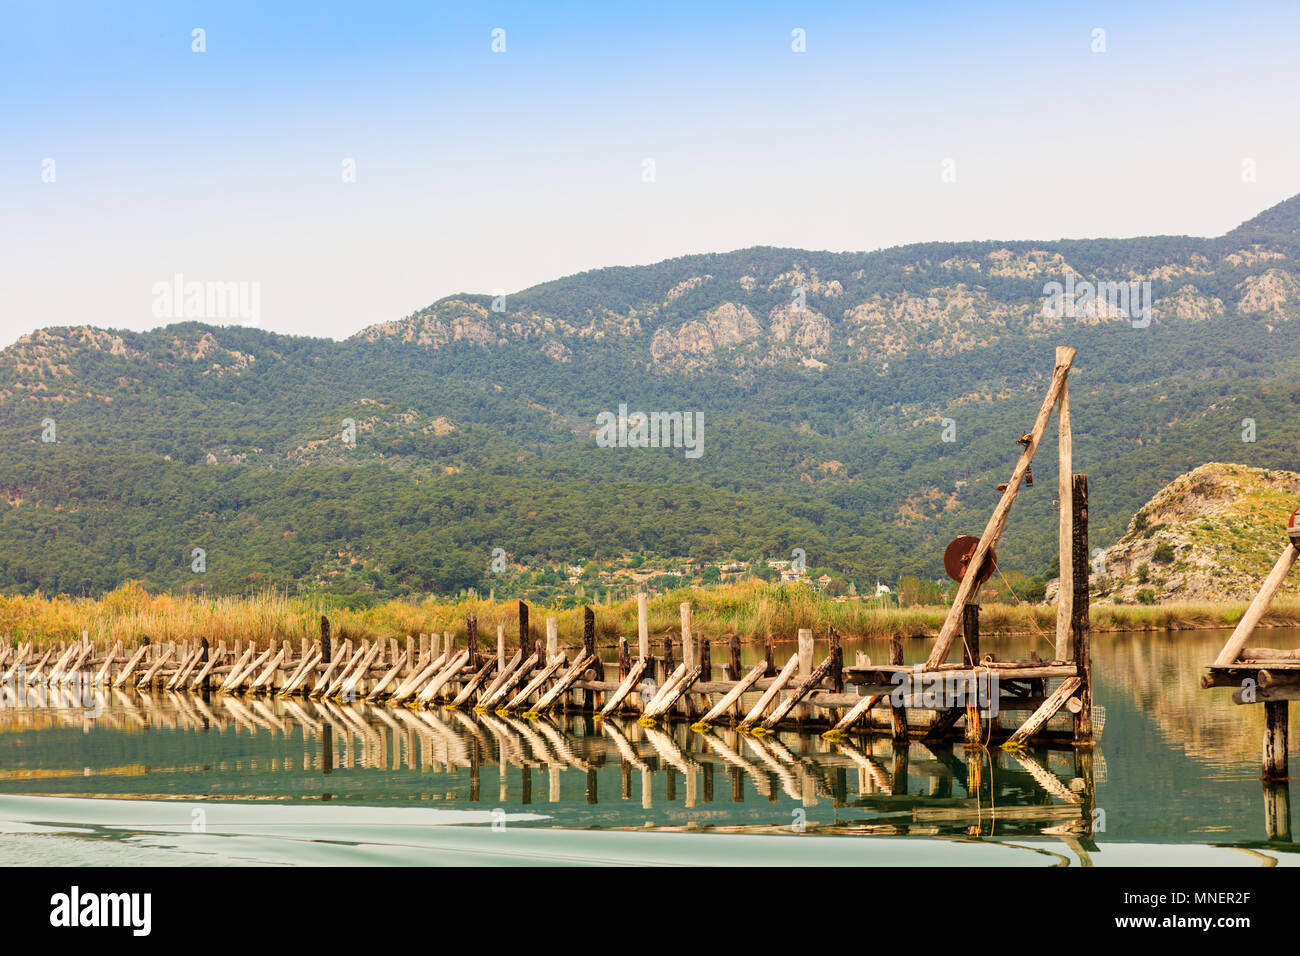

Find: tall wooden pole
[1055,351,1073,661]
[1214,542,1299,666]
[926,347,1076,667]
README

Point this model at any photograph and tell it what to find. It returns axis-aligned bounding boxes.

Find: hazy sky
[2,0,1298,349]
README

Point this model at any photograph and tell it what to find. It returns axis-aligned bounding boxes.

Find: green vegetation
[4,196,1300,598]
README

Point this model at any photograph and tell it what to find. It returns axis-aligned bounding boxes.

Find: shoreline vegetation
[2,580,1297,650]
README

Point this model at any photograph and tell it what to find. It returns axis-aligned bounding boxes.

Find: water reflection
[0,687,1095,840]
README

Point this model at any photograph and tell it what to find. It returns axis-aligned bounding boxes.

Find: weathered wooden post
[319,617,331,665]
[962,605,982,747]
[728,634,742,682]
[680,603,695,716]
[518,600,529,663]
[618,636,630,680]
[1264,700,1289,780]
[545,617,558,660]
[889,636,908,744]
[797,628,814,721]
[763,633,775,676]
[1071,474,1094,742]
[199,636,210,693]
[583,605,597,712]
[467,612,479,669]
[1264,780,1291,841]
[637,592,650,661]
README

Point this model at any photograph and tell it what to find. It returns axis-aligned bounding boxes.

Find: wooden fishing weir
[1201,512,1300,840]
[0,348,1098,757]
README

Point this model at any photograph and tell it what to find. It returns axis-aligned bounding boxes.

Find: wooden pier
[0,349,1098,755]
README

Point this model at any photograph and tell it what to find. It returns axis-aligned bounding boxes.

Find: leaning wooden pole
[1213,542,1300,666]
[926,347,1076,668]
[1055,353,1073,661]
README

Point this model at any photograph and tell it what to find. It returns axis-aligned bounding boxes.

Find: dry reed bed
[3,579,1299,649]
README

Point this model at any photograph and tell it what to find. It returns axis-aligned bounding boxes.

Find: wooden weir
[0,351,1097,764]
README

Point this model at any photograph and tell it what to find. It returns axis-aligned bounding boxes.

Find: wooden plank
[531,653,596,715]
[224,644,273,693]
[366,650,409,700]
[188,644,223,691]
[738,654,800,730]
[1214,542,1300,666]
[696,662,768,725]
[1055,352,1073,661]
[279,647,321,695]
[641,662,687,715]
[335,639,383,700]
[643,665,703,720]
[827,691,888,735]
[762,654,836,730]
[507,652,571,713]
[926,348,1075,667]
[475,650,522,709]
[414,649,471,705]
[597,657,649,717]
[111,643,150,689]
[309,639,351,697]
[388,652,448,704]
[324,641,372,698]
[135,644,175,689]
[482,652,538,710]
[1004,677,1082,747]
[248,646,288,693]
[449,656,498,707]
[214,644,254,693]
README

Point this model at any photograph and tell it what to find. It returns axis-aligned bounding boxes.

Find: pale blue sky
[2,0,1298,347]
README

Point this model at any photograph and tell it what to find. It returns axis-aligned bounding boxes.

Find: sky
[2,0,1298,348]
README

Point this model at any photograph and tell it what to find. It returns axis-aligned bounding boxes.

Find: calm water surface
[1,629,1297,866]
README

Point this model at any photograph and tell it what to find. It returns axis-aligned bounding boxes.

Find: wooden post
[545,617,558,660]
[518,601,530,660]
[728,634,742,682]
[889,637,908,744]
[1055,349,1073,661]
[496,626,506,673]
[962,605,982,746]
[618,637,631,680]
[319,617,331,665]
[1214,542,1300,666]
[681,602,695,668]
[763,633,775,676]
[1264,781,1291,842]
[1264,700,1289,780]
[829,627,843,694]
[637,593,649,661]
[1071,474,1093,741]
[926,347,1075,667]
[467,612,479,669]
[583,606,597,712]
[199,637,210,692]
[797,628,814,721]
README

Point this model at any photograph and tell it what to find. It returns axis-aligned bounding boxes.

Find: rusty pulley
[944,535,997,587]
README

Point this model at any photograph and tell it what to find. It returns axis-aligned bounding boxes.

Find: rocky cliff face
[1083,463,1300,603]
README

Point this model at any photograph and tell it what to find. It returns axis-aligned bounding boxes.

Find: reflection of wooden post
[926,348,1076,667]
[1055,351,1073,661]
[1214,542,1300,666]
[1264,781,1292,842]
[1072,475,1094,741]
[1264,700,1289,779]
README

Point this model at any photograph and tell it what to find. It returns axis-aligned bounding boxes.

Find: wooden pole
[962,605,982,746]
[467,612,479,669]
[1264,700,1289,780]
[681,602,695,668]
[1055,351,1073,661]
[926,347,1075,667]
[637,593,649,661]
[797,628,814,721]
[518,601,530,660]
[1071,474,1094,741]
[319,617,331,665]
[889,636,908,743]
[1214,542,1300,666]
[545,617,558,660]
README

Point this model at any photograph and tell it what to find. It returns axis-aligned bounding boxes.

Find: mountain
[1088,463,1300,604]
[5,195,1300,599]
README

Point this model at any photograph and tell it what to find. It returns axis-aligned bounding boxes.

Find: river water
[0,629,1296,866]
